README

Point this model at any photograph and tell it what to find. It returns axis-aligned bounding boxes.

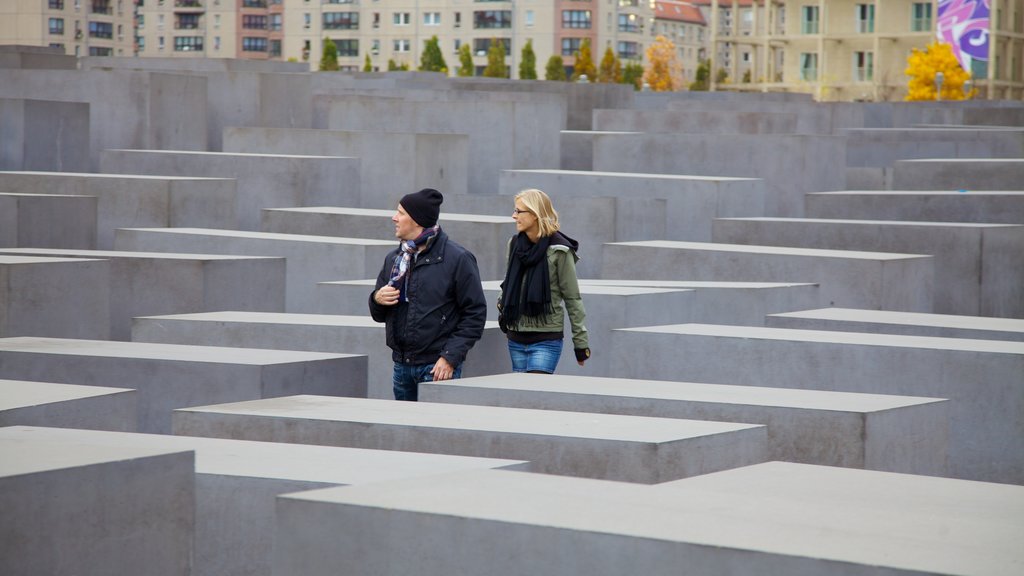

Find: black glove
[574,348,591,363]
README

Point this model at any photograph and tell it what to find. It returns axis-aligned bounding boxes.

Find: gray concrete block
[0,425,527,576]
[608,323,1024,484]
[805,190,1024,224]
[712,217,1024,317]
[0,438,195,576]
[172,394,767,484]
[0,248,286,340]
[0,380,136,431]
[112,227,392,312]
[890,159,1024,191]
[0,337,367,433]
[766,308,1024,342]
[0,98,90,172]
[559,130,636,171]
[420,373,949,476]
[0,193,97,249]
[590,132,845,217]
[131,311,509,400]
[593,109,802,134]
[0,45,77,69]
[272,463,1024,576]
[99,149,359,231]
[0,255,111,339]
[223,127,470,209]
[0,171,237,249]
[600,241,934,312]
[845,127,1024,169]
[260,207,515,281]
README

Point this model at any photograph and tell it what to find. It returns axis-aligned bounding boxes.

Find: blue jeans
[392,361,463,401]
[508,339,563,374]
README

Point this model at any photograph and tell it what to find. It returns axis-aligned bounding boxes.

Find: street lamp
[934,71,944,101]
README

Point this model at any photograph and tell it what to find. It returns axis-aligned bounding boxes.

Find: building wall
[2,0,134,57]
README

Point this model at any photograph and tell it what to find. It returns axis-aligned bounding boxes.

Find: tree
[362,54,372,72]
[716,67,729,85]
[545,55,567,81]
[419,35,448,74]
[643,35,682,91]
[598,46,622,83]
[622,61,644,90]
[457,44,474,77]
[689,59,710,91]
[483,39,508,78]
[571,38,597,82]
[519,39,537,80]
[387,59,408,71]
[905,41,974,101]
[319,38,339,71]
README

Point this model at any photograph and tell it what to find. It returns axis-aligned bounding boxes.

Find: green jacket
[499,238,589,350]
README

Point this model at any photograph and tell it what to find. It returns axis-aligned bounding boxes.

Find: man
[369,188,487,401]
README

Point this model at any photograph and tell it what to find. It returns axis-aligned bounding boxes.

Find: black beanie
[400,188,443,228]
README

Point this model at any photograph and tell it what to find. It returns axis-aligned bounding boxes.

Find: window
[303,13,310,28]
[453,38,460,53]
[136,37,144,50]
[525,10,534,27]
[617,41,639,59]
[474,10,511,29]
[138,14,144,28]
[393,39,410,52]
[618,13,640,33]
[158,36,164,50]
[424,12,440,26]
[242,15,267,29]
[49,18,65,35]
[371,39,380,54]
[174,36,203,51]
[853,51,874,81]
[473,38,509,56]
[178,14,200,29]
[801,5,819,34]
[333,38,358,56]
[855,4,875,33]
[88,21,112,38]
[454,12,461,28]
[323,12,358,30]
[213,14,219,28]
[563,10,591,29]
[242,37,268,52]
[372,12,379,28]
[911,3,932,32]
[561,37,582,56]
[799,52,818,80]
[270,14,281,31]
[270,40,281,57]
[213,36,220,50]
[48,0,64,8]
[393,12,410,25]
[89,46,113,55]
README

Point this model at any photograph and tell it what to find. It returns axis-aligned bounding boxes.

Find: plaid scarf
[389,225,439,302]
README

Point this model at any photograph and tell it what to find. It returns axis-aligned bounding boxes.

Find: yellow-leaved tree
[644,36,682,91]
[905,41,974,101]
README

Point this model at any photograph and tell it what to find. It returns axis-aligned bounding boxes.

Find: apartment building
[1,0,135,56]
[654,0,707,84]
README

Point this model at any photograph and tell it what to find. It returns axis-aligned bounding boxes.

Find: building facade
[1,0,135,57]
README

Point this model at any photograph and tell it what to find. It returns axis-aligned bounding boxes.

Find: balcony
[91,2,112,14]
[175,0,202,7]
[242,0,267,7]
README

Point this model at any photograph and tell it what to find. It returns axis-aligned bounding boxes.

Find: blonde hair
[515,188,560,238]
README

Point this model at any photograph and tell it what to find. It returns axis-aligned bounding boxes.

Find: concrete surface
[0,193,97,249]
[0,380,136,431]
[766,308,1024,341]
[0,255,111,339]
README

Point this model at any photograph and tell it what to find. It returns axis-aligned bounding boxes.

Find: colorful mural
[937,0,991,74]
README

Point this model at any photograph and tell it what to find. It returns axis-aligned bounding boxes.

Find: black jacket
[369,230,487,367]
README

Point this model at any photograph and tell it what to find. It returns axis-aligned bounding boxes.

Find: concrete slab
[0,248,286,340]
[272,463,1024,576]
[600,240,934,312]
[0,337,367,433]
[608,323,1024,484]
[260,207,515,281]
[0,255,111,340]
[0,170,236,249]
[99,149,359,231]
[0,437,194,576]
[0,98,89,172]
[711,217,1024,317]
[419,373,948,476]
[891,158,1024,191]
[131,311,507,400]
[112,227,393,312]
[0,425,528,576]
[172,394,767,484]
[223,127,470,209]
[805,190,1024,224]
[0,380,136,431]
[766,308,1024,341]
[593,109,802,134]
[0,193,97,249]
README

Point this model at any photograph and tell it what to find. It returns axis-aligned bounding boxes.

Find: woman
[498,188,590,374]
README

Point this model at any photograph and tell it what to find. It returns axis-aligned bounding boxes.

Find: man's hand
[431,356,455,381]
[375,285,400,306]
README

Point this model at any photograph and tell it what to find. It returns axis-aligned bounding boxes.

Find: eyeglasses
[512,208,532,216]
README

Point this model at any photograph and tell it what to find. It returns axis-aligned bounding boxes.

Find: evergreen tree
[545,55,567,81]
[319,38,339,72]
[457,44,474,77]
[483,39,508,78]
[571,38,596,82]
[598,46,622,83]
[519,39,537,80]
[419,35,448,74]
[363,53,372,72]
[622,61,644,90]
[689,59,710,90]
